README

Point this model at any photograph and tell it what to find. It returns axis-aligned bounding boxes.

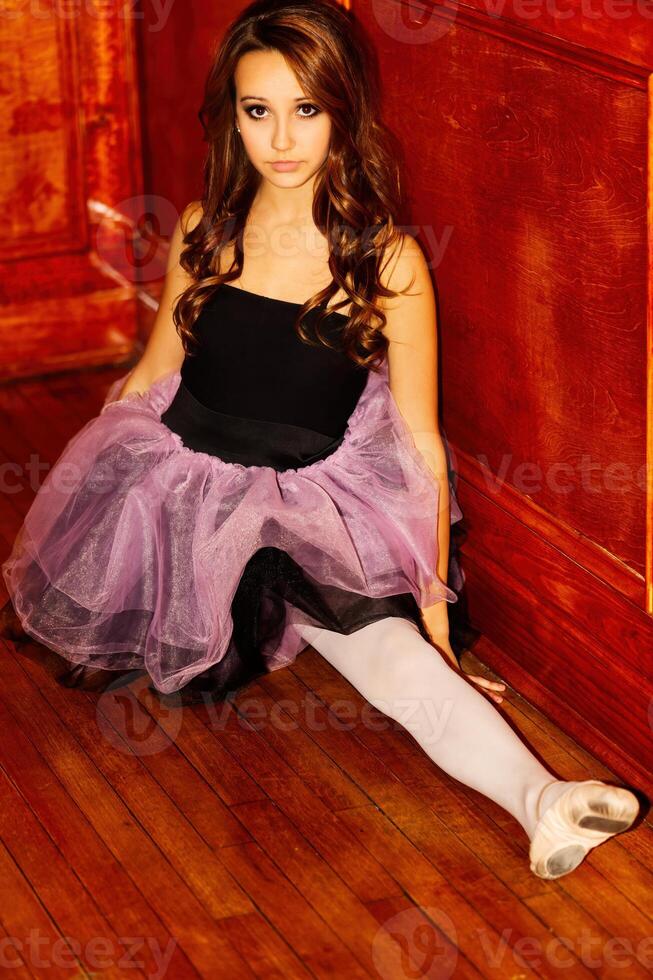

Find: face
[234,49,332,187]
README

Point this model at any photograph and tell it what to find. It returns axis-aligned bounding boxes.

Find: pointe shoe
[529,779,640,879]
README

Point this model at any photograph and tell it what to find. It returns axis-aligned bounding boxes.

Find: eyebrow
[239,96,308,102]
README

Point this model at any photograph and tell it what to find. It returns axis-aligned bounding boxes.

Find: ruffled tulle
[2,360,464,696]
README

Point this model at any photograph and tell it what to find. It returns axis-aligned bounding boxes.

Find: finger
[469,675,506,691]
[478,684,504,703]
[467,674,494,687]
[469,678,505,701]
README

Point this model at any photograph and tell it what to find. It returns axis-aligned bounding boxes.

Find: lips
[270,160,301,171]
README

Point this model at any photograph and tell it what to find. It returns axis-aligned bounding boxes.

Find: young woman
[1,0,640,879]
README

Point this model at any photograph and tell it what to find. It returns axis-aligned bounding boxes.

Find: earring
[235,126,240,133]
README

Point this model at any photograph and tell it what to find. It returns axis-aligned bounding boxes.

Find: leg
[296,616,578,840]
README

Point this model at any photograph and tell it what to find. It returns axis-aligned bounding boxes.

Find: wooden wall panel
[135,1,243,217]
[458,0,653,71]
[0,4,144,379]
[0,10,85,255]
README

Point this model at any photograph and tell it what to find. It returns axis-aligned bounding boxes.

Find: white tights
[295,616,582,840]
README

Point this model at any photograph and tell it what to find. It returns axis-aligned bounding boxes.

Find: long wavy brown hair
[174,0,411,371]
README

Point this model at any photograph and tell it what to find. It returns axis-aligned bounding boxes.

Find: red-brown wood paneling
[0,5,144,379]
[134,1,239,215]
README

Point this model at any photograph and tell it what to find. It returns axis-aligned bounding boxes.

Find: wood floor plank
[219,911,312,980]
[226,796,404,976]
[0,691,198,978]
[0,768,143,980]
[0,920,36,978]
[219,840,371,978]
[346,805,540,979]
[0,643,254,977]
[195,685,401,903]
[14,646,254,921]
[215,677,370,811]
[0,840,88,979]
[94,681,254,849]
[131,683,268,809]
[366,894,484,979]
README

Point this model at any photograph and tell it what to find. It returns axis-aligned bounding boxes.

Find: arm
[116,200,204,400]
[378,233,451,636]
[379,235,506,702]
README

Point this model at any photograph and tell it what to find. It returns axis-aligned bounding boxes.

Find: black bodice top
[160,283,369,470]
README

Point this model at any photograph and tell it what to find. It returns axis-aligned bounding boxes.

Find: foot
[529,778,640,879]
[0,599,31,645]
[55,662,138,693]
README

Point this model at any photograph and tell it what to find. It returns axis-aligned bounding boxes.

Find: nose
[271,116,294,153]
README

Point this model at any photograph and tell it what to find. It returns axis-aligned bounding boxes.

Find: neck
[251,175,318,226]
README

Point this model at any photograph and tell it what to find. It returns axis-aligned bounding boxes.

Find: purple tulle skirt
[2,359,464,699]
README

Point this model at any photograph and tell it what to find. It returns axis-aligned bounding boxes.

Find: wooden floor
[0,366,651,979]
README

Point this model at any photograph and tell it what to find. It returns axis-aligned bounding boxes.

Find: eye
[243,103,321,121]
[297,103,321,118]
[245,104,268,120]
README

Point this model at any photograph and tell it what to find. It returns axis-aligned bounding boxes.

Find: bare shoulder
[377,232,436,343]
[379,231,427,290]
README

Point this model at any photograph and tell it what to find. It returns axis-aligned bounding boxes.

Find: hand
[426,631,506,705]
